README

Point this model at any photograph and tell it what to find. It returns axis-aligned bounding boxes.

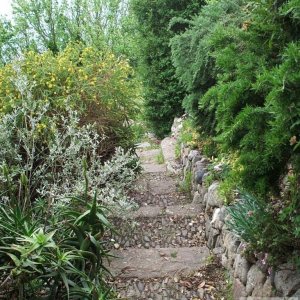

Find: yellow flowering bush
[0,43,141,156]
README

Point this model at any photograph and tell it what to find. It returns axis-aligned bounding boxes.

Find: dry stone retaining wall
[171,117,300,299]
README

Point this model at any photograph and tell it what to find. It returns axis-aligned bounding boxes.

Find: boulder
[171,117,183,138]
[195,169,206,185]
[188,150,201,161]
[161,137,181,174]
[215,234,224,248]
[203,193,208,211]
[211,207,227,230]
[192,155,202,167]
[181,146,190,167]
[223,232,240,254]
[260,277,276,297]
[205,182,223,209]
[183,159,192,175]
[205,215,211,239]
[207,228,219,249]
[188,150,201,162]
[234,254,251,285]
[233,278,248,299]
[224,232,240,268]
[192,191,204,207]
[246,265,266,295]
[292,288,300,297]
[274,263,300,296]
[212,247,224,258]
[194,160,208,174]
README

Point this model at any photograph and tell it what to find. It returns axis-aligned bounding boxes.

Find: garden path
[108,140,226,299]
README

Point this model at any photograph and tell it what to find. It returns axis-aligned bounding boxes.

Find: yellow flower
[36,123,47,132]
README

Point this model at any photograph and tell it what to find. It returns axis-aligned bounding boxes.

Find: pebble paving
[109,214,206,249]
[108,145,225,299]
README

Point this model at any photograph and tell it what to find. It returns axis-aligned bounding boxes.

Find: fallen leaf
[180,280,192,288]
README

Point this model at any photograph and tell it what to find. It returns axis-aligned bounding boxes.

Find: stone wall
[172,118,300,299]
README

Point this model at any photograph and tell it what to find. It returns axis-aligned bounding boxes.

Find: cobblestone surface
[108,214,206,249]
[114,277,206,299]
[129,173,191,207]
[111,261,227,300]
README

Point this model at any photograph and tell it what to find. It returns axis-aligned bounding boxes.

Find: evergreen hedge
[131,0,205,138]
[171,0,300,197]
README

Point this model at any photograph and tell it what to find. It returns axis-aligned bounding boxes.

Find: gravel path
[108,144,227,299]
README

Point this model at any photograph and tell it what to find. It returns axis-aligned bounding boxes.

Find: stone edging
[171,117,300,299]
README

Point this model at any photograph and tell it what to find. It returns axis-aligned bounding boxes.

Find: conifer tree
[131,0,205,137]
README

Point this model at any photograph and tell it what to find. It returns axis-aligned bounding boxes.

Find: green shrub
[0,43,141,157]
[171,0,247,136]
[0,177,114,298]
[172,0,300,198]
[131,0,205,138]
[171,0,300,263]
[178,118,200,149]
[0,98,139,209]
[0,93,140,297]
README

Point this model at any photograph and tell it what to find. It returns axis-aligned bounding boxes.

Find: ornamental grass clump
[227,188,300,267]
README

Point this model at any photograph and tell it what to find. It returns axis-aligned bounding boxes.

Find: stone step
[109,212,206,249]
[130,191,191,208]
[113,277,205,300]
[132,192,190,207]
[108,246,209,279]
[142,163,167,174]
[111,260,225,300]
[125,204,203,219]
[137,148,161,164]
[130,174,191,207]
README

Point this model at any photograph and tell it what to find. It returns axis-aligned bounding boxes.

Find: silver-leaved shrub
[0,89,139,214]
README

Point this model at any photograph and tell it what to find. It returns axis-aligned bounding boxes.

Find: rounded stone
[144,236,151,242]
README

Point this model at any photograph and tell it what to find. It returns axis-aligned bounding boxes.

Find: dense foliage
[0,7,141,295]
[0,98,140,298]
[131,0,205,137]
[1,0,300,291]
[171,0,247,136]
[171,0,300,265]
[171,0,300,196]
[0,0,136,63]
[0,43,140,157]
